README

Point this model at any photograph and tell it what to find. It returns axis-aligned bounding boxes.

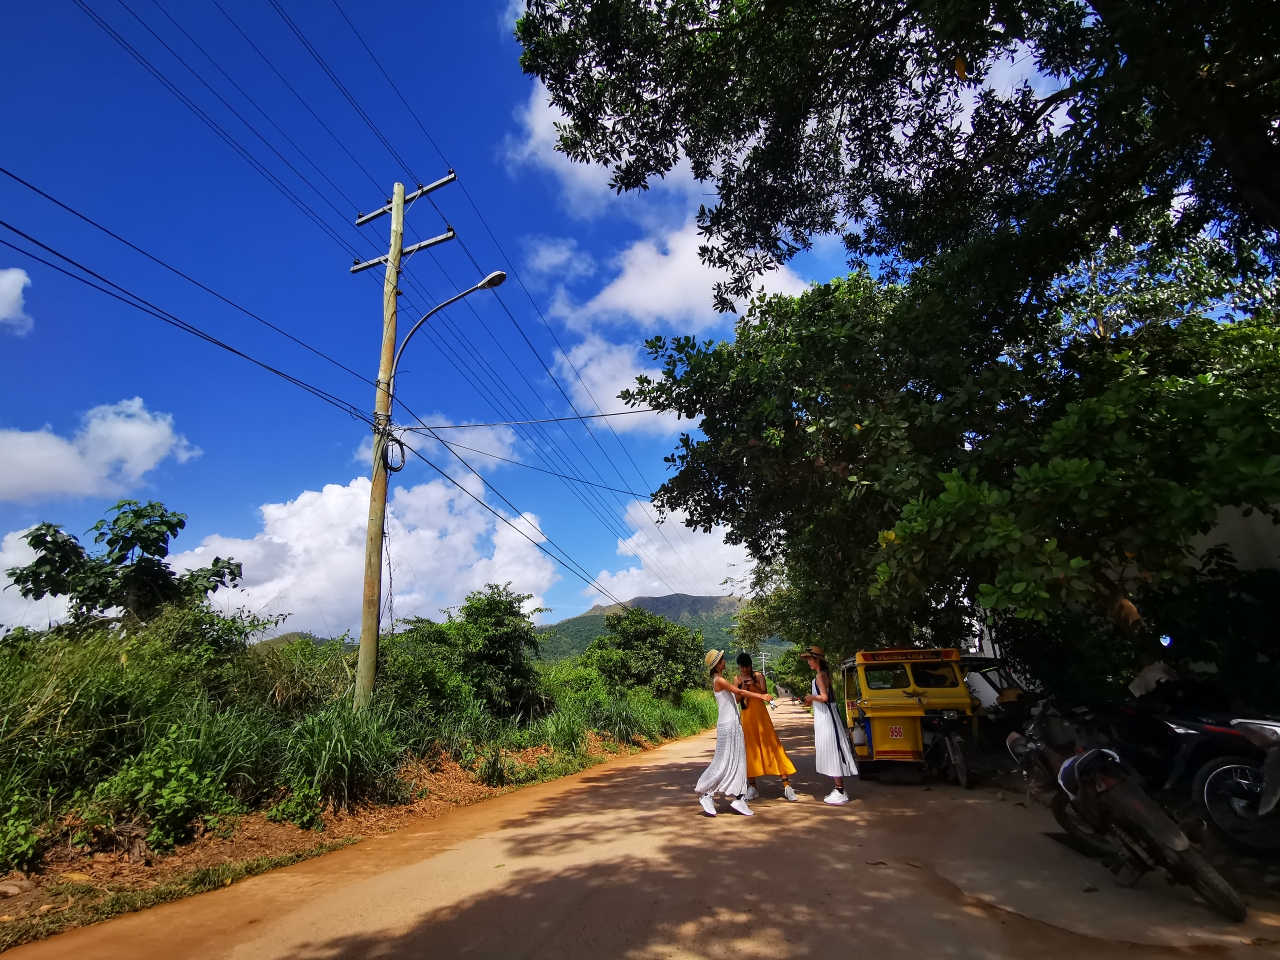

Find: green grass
[0,839,358,951]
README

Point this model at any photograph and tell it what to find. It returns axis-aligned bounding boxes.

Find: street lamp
[389,271,506,400]
[353,269,506,710]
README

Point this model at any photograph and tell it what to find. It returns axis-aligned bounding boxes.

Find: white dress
[695,687,748,797]
[813,678,858,778]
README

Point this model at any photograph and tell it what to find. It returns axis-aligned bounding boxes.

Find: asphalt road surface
[14,702,1280,959]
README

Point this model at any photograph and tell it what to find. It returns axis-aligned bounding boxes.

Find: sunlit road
[13,702,1279,960]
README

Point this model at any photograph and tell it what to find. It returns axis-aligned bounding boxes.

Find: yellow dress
[739,674,797,778]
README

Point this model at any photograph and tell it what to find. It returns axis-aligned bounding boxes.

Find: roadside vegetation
[0,503,717,879]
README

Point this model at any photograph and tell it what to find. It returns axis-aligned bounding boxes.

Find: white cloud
[0,268,34,336]
[554,219,806,333]
[553,334,681,435]
[0,398,199,503]
[523,236,596,282]
[170,476,559,636]
[0,528,70,631]
[588,501,751,602]
[507,83,705,225]
[499,0,526,29]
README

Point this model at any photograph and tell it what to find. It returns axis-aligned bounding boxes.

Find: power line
[402,410,659,430]
[424,437,653,498]
[72,0,361,260]
[322,9,718,592]
[0,163,373,388]
[1,221,623,605]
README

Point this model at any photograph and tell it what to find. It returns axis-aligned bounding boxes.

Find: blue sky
[0,0,846,634]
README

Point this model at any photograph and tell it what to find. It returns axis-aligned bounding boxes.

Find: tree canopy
[6,500,241,623]
[520,0,1279,309]
[583,606,707,700]
[624,229,1280,691]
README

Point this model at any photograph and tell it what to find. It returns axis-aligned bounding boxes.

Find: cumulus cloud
[170,476,558,636]
[552,335,681,435]
[555,219,806,333]
[0,528,70,631]
[0,268,34,336]
[523,236,596,283]
[587,501,751,602]
[0,398,199,503]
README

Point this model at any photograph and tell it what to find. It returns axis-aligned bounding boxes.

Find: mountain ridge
[536,593,743,660]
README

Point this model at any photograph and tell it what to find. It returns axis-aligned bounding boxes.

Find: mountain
[536,594,744,660]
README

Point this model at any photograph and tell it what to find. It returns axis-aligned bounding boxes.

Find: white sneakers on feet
[699,793,718,817]
[729,797,755,816]
[743,785,760,801]
[823,788,850,805]
[783,784,798,802]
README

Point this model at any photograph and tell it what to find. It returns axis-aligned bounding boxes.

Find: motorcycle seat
[1058,747,1120,800]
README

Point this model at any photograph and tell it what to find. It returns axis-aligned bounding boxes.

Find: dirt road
[13,703,1279,959]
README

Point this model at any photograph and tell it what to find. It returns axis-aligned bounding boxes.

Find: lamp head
[478,270,506,290]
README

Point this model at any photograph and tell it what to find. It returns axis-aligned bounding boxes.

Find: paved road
[14,703,1279,959]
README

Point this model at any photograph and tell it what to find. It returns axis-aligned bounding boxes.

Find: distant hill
[536,594,744,660]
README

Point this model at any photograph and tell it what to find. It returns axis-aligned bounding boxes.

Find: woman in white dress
[695,649,774,816]
[802,646,857,804]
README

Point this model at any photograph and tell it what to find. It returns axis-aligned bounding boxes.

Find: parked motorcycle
[1192,719,1280,855]
[1007,728,1248,922]
[1060,696,1280,855]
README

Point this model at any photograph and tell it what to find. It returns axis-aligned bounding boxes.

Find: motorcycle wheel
[1193,756,1280,856]
[1050,792,1117,857]
[1165,846,1248,922]
[945,735,972,790]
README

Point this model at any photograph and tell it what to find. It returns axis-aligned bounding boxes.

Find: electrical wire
[402,410,658,430]
[327,0,720,592]
[0,222,624,605]
[0,163,374,388]
[71,0,361,261]
[426,437,652,498]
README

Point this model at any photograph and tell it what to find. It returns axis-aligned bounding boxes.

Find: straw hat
[802,646,825,659]
[704,649,725,672]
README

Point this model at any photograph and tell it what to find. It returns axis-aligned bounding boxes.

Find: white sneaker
[743,785,760,801]
[699,793,718,817]
[824,788,850,805]
[729,797,755,816]
[783,784,798,802]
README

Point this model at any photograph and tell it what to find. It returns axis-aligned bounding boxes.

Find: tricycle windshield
[910,663,959,688]
[864,664,911,689]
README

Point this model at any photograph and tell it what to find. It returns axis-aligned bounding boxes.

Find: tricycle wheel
[946,734,972,789]
[857,761,880,781]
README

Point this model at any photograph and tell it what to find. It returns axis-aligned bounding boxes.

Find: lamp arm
[389,282,483,400]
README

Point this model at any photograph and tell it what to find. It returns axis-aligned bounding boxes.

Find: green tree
[383,583,544,717]
[583,607,705,700]
[5,500,241,622]
[519,0,1279,312]
[625,233,1280,674]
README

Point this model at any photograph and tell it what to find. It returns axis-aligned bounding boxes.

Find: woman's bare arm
[811,671,831,703]
[718,675,773,701]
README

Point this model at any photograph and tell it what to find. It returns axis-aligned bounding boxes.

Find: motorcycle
[1070,695,1280,855]
[1192,718,1280,855]
[1007,727,1248,922]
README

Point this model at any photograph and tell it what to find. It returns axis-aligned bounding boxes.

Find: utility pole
[351,173,459,711]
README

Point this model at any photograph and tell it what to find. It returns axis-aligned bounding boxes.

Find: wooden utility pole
[348,172,461,710]
[353,182,404,711]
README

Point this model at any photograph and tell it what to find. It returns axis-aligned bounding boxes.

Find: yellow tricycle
[841,648,977,788]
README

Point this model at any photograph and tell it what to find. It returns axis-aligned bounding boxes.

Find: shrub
[266,781,325,831]
[94,728,239,849]
[582,608,704,700]
[283,701,405,810]
[0,797,41,871]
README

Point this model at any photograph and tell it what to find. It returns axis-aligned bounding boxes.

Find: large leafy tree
[625,231,1280,671]
[5,500,240,623]
[583,606,706,700]
[519,0,1279,310]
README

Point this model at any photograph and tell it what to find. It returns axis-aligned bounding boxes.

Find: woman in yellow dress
[735,652,798,801]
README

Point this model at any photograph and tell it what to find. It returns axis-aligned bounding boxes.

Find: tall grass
[0,605,717,871]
